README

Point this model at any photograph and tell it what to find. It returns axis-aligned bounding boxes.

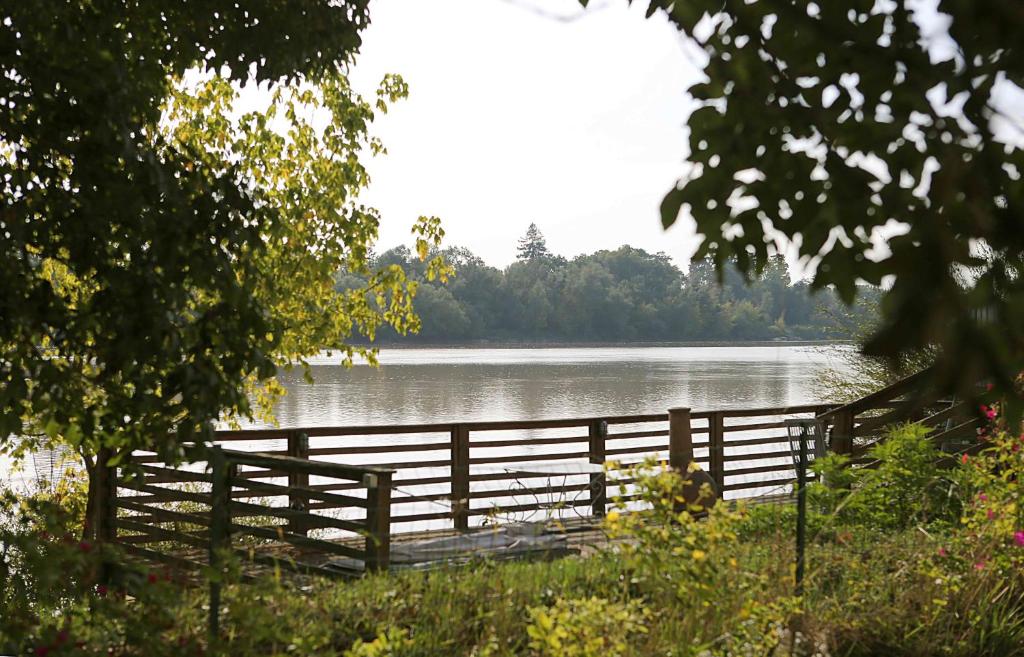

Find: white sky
[347,0,703,268]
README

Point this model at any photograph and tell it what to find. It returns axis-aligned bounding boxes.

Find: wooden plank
[115,518,209,549]
[228,522,365,559]
[669,407,693,474]
[469,451,590,466]
[605,429,669,440]
[115,498,211,526]
[229,500,366,533]
[722,450,793,463]
[604,444,669,457]
[722,435,790,448]
[470,435,589,448]
[723,420,787,432]
[307,442,452,455]
[726,462,797,477]
[229,477,368,508]
[221,449,394,480]
[133,464,212,483]
[467,498,592,516]
[470,482,592,500]
[390,511,454,524]
[118,480,211,505]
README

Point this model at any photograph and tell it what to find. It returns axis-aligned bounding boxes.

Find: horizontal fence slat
[469,482,592,500]
[724,421,786,432]
[469,451,590,466]
[132,464,212,484]
[389,511,454,523]
[308,442,452,456]
[115,498,211,527]
[470,435,589,448]
[723,450,793,463]
[116,518,209,549]
[229,500,367,534]
[468,498,592,517]
[228,522,366,559]
[229,477,368,509]
[605,429,669,441]
[222,449,392,480]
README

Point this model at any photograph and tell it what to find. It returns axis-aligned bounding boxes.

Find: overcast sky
[347,0,703,268]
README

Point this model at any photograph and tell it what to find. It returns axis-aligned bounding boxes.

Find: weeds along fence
[101,403,838,576]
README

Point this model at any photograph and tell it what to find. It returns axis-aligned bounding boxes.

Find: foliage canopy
[614,0,1024,403]
[0,3,446,471]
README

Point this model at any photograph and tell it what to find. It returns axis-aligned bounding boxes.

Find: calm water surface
[265,345,847,428]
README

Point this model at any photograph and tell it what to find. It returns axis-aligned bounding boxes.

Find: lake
[265,344,847,428]
[4,345,850,517]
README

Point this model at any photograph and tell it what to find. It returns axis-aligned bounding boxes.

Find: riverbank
[345,339,853,350]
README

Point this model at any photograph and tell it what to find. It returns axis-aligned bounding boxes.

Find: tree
[516,223,552,261]
[0,2,447,534]
[620,0,1024,407]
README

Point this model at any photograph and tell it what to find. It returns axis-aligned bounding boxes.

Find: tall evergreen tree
[516,223,551,261]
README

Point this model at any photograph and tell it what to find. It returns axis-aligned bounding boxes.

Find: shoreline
[347,340,852,350]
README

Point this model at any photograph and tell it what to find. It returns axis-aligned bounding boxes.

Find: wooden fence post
[208,447,234,642]
[588,419,607,518]
[831,410,855,456]
[451,424,470,531]
[287,431,310,536]
[708,411,726,498]
[668,408,694,474]
[365,471,392,572]
[669,407,695,513]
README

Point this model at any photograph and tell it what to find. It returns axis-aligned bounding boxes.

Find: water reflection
[265,346,845,428]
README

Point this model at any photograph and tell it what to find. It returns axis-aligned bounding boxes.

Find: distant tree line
[337,224,876,344]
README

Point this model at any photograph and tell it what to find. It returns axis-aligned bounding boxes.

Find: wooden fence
[108,448,394,577]
[93,368,991,583]
[101,402,837,578]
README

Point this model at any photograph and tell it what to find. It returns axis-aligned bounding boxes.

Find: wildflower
[987,509,996,520]
[961,454,969,465]
[937,547,947,557]
[691,549,707,561]
[77,540,92,552]
[147,573,158,584]
[605,510,620,523]
[974,561,986,571]
[1014,531,1024,547]
[95,584,108,597]
[978,493,988,502]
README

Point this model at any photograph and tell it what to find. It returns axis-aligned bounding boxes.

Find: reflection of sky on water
[263,345,849,429]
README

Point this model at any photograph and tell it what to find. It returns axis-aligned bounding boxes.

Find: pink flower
[974,561,986,571]
[95,584,108,597]
[1014,531,1024,547]
[978,493,988,502]
[937,547,947,557]
[961,454,970,465]
[987,509,996,520]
